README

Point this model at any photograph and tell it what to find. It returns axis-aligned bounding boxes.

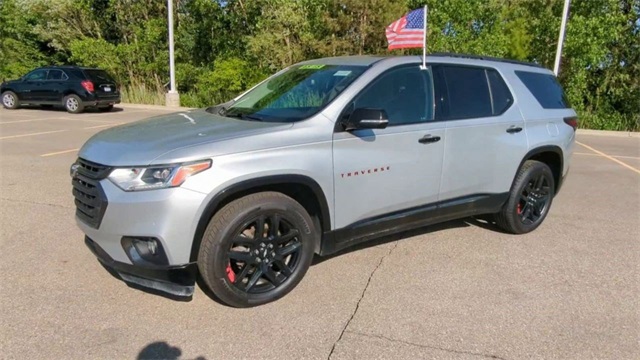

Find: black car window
[47,70,67,81]
[25,70,47,81]
[515,71,569,109]
[83,69,116,84]
[67,69,86,79]
[441,66,492,119]
[487,69,513,115]
[351,66,434,126]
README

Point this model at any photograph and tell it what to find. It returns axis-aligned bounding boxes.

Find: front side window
[348,66,434,126]
[225,64,367,122]
[25,70,47,81]
[442,66,492,119]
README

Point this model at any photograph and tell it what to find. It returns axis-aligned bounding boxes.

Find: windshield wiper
[224,112,263,121]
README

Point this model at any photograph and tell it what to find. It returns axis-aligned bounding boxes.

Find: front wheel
[495,160,555,234]
[198,192,317,307]
[2,91,19,109]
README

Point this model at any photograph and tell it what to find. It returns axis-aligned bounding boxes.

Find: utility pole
[166,0,180,107]
[553,0,571,76]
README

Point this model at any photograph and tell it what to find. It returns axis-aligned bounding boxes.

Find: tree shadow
[137,341,206,360]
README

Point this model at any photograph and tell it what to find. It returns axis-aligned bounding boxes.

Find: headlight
[108,160,211,191]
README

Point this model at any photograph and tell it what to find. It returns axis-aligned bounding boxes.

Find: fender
[189,174,331,261]
[514,145,564,194]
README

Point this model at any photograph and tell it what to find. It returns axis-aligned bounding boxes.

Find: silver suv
[72,54,576,307]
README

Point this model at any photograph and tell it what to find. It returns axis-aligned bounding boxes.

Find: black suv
[1,66,121,113]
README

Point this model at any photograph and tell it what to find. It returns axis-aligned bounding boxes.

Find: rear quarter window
[515,71,569,109]
[83,69,116,84]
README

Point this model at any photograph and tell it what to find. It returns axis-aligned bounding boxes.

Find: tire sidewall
[509,162,555,233]
[2,91,18,109]
[63,94,83,113]
[200,195,316,307]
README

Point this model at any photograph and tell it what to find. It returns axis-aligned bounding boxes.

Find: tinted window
[67,69,85,79]
[83,69,116,84]
[442,66,492,119]
[25,70,47,81]
[487,69,513,114]
[351,66,434,125]
[47,70,67,80]
[515,71,569,109]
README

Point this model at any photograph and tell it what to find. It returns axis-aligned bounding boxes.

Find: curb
[119,103,196,111]
[577,129,640,138]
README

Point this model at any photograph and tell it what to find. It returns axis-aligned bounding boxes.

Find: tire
[63,94,84,114]
[198,192,317,307]
[2,91,19,109]
[98,105,114,112]
[495,160,555,234]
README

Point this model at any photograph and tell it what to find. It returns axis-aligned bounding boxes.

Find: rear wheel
[495,160,555,234]
[2,91,19,109]
[63,94,84,114]
[98,105,114,112]
[198,192,317,307]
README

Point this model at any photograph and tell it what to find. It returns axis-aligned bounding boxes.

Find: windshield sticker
[299,64,325,70]
[333,70,352,77]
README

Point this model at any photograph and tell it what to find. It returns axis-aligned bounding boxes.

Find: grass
[121,84,165,105]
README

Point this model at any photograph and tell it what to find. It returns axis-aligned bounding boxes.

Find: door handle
[506,126,523,134]
[418,134,441,144]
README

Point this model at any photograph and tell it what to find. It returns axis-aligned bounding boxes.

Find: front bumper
[85,237,197,296]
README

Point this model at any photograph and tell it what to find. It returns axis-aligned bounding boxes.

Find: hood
[78,109,291,166]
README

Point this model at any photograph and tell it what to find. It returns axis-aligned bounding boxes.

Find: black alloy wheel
[495,160,555,234]
[517,173,552,225]
[225,214,302,293]
[198,192,316,307]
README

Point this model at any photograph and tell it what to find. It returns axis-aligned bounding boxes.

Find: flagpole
[421,5,428,70]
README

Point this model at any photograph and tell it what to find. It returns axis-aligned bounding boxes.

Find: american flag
[385,8,426,50]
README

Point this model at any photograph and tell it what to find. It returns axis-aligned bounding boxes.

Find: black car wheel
[63,94,84,114]
[2,91,19,109]
[198,192,317,307]
[495,160,555,234]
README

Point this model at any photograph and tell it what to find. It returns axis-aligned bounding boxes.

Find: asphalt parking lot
[1,105,638,359]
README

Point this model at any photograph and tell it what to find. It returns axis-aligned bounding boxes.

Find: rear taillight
[563,116,578,131]
[81,80,95,93]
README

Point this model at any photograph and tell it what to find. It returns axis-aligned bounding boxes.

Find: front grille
[72,158,111,228]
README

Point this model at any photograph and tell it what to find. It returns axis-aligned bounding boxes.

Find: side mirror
[344,108,389,131]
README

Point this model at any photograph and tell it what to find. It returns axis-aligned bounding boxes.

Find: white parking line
[576,141,640,175]
[83,123,123,129]
[40,148,80,157]
[0,117,114,124]
[0,129,68,140]
[574,152,640,160]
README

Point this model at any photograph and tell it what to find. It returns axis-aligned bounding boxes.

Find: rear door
[44,69,69,102]
[434,64,528,201]
[83,69,118,99]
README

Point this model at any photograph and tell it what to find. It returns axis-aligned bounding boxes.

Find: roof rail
[428,52,544,69]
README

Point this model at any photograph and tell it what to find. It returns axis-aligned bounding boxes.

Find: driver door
[20,69,49,101]
[332,65,445,232]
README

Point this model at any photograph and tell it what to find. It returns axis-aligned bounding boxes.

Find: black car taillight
[563,116,578,131]
[81,80,95,93]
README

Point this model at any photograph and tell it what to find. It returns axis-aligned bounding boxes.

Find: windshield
[224,64,367,122]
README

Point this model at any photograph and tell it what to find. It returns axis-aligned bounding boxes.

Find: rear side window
[67,69,85,79]
[441,66,492,119]
[83,69,116,84]
[487,69,513,115]
[47,70,68,80]
[515,71,569,109]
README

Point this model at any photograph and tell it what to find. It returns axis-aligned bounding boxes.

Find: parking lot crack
[346,331,507,360]
[327,241,399,360]
[0,197,73,210]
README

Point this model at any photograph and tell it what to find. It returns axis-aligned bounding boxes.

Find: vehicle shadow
[137,341,206,360]
[15,104,124,113]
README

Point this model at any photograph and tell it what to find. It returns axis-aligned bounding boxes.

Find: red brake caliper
[226,263,236,283]
[517,202,522,214]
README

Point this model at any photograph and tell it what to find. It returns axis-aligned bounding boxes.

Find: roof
[297,53,544,70]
